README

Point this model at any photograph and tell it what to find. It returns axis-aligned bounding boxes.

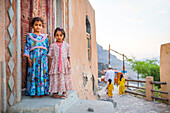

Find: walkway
[98,82,170,113]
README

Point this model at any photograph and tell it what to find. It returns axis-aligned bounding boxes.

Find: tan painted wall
[160,43,170,104]
[69,0,98,99]
[0,63,1,112]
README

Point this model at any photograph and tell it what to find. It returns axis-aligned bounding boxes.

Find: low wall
[160,43,170,104]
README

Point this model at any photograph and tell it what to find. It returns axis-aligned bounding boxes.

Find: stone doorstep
[7,90,79,113]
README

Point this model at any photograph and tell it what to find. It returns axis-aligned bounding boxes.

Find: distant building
[0,0,98,112]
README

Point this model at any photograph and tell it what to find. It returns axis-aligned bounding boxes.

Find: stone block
[7,5,14,22]
[8,57,14,74]
[8,40,14,56]
[8,23,14,39]
[8,93,14,106]
[7,90,79,113]
[9,0,13,4]
[8,74,14,91]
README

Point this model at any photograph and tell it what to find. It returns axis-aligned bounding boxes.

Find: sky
[88,0,170,60]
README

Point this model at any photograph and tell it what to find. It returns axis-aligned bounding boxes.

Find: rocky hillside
[97,44,137,79]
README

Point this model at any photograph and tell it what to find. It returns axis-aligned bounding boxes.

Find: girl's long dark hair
[108,79,112,85]
[120,74,123,81]
[31,17,44,27]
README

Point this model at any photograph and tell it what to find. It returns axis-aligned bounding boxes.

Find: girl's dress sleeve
[67,44,71,57]
[111,83,113,90]
[106,84,109,89]
[23,34,31,58]
[118,79,120,85]
[47,44,53,58]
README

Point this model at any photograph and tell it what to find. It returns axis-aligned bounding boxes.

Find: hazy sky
[89,0,170,60]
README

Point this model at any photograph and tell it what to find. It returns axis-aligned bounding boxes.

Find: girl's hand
[48,66,51,72]
[68,67,72,74]
[28,57,33,68]
[48,57,52,72]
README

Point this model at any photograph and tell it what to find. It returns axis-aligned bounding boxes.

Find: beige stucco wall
[69,0,98,99]
[0,0,6,111]
[160,43,170,104]
[0,63,1,111]
[0,62,1,111]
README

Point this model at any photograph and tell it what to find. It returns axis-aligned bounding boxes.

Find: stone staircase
[7,90,114,113]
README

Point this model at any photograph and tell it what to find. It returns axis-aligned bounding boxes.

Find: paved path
[98,83,170,113]
[65,99,114,113]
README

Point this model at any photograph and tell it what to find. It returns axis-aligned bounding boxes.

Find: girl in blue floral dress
[23,17,49,98]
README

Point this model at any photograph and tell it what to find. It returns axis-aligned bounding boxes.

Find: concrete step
[65,99,115,113]
[7,90,79,113]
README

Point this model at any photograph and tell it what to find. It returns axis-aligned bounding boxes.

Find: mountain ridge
[97,43,137,79]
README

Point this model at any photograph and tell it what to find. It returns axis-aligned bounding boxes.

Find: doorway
[20,0,67,93]
[21,0,51,91]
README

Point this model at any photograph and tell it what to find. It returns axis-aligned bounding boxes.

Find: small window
[86,16,91,61]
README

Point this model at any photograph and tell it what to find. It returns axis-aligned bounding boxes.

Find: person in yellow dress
[107,79,114,98]
[119,74,125,96]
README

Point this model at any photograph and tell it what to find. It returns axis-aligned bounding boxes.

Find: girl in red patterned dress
[48,27,72,99]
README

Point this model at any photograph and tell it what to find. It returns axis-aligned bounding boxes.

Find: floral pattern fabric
[48,41,72,93]
[23,33,49,96]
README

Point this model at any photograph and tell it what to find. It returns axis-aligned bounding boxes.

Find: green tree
[127,58,160,82]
